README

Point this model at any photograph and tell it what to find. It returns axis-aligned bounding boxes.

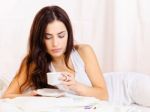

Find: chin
[51,52,64,58]
[50,49,65,57]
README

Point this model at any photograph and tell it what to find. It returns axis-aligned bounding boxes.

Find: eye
[58,35,65,38]
[45,34,52,39]
[58,33,65,38]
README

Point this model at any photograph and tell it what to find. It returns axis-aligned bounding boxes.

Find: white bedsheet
[131,104,150,112]
[0,95,142,112]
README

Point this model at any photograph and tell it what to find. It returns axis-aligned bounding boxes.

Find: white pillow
[104,72,150,107]
[130,73,150,107]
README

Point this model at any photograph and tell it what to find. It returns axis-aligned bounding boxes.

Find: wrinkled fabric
[104,72,150,106]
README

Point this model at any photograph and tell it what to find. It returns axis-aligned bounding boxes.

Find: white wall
[1,0,150,82]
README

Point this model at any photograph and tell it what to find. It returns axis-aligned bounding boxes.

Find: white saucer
[36,88,65,97]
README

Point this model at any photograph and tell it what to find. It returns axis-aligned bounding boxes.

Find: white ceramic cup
[47,72,63,86]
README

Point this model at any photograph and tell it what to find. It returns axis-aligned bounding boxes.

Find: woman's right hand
[28,90,38,96]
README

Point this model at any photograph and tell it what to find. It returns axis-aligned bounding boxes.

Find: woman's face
[44,20,68,59]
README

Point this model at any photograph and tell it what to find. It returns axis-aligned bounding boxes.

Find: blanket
[0,95,141,112]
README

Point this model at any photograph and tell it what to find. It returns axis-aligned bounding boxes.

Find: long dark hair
[17,6,74,92]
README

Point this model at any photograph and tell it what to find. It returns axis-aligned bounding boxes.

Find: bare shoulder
[74,44,95,60]
[75,43,93,52]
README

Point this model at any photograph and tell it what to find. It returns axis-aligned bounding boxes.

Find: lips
[51,48,62,53]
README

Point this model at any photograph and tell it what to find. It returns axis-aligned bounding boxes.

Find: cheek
[64,36,68,44]
[45,41,51,50]
[63,38,68,47]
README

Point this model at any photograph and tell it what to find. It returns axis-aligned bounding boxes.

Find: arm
[76,44,108,100]
[2,60,36,98]
[61,44,108,100]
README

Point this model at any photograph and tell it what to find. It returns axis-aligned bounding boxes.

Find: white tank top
[50,49,92,86]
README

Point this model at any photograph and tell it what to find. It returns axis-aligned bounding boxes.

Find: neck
[52,55,65,64]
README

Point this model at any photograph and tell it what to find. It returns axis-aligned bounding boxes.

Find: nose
[52,37,59,46]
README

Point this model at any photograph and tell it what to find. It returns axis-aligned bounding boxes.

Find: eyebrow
[45,31,66,36]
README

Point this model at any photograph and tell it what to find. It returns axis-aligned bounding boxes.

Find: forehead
[45,20,67,34]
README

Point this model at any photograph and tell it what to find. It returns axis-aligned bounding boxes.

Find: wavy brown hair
[17,6,74,92]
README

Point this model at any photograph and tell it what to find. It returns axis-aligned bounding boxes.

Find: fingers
[60,74,75,86]
[64,74,72,82]
[61,80,74,86]
[59,72,74,82]
[58,75,67,81]
[57,72,76,89]
[30,90,38,96]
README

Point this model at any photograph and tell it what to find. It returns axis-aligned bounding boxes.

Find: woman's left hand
[58,72,80,94]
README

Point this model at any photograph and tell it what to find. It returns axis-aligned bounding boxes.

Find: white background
[0,0,150,82]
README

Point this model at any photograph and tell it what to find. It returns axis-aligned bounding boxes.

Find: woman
[2,6,108,100]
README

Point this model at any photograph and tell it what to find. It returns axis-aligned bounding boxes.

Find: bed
[0,72,150,112]
[0,95,142,112]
